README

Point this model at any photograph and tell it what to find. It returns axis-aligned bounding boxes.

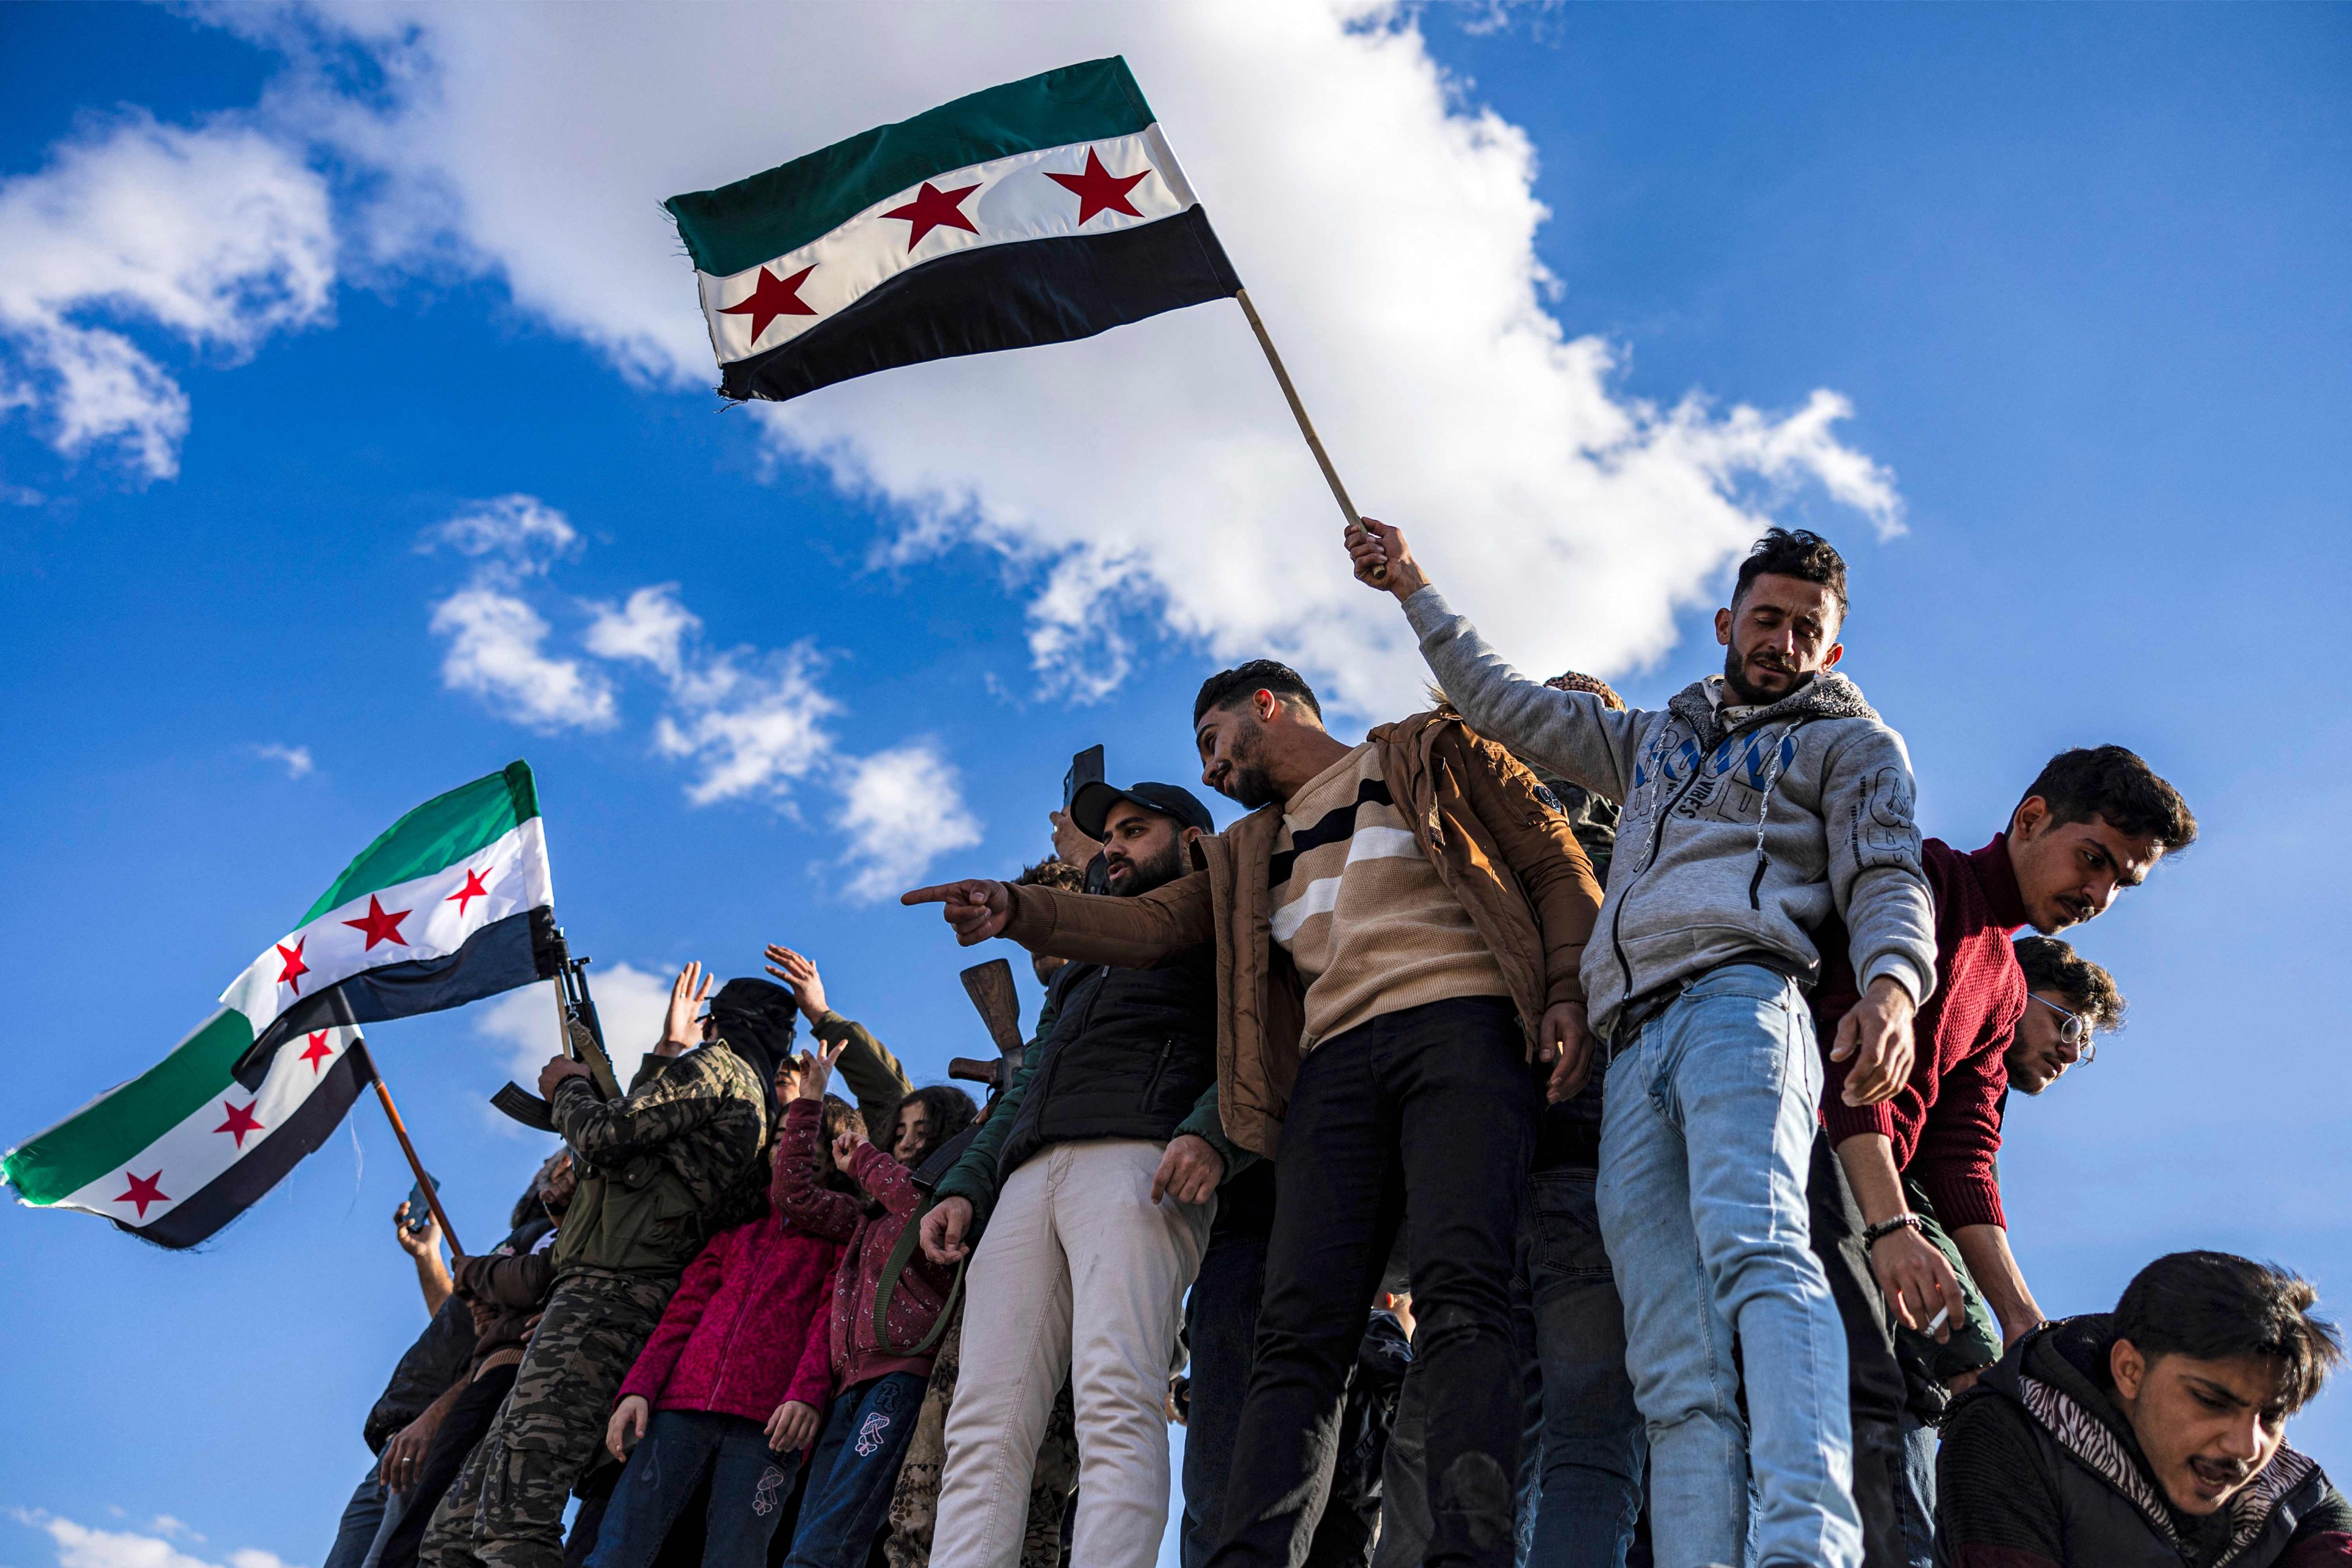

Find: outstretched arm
[903,872,1214,967]
[1347,519,1643,800]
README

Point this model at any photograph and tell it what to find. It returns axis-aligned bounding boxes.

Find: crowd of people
[323,522,2347,1568]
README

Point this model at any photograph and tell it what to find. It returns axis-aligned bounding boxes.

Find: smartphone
[403,1175,438,1234]
[1063,744,1104,813]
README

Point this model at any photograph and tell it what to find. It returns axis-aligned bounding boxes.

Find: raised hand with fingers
[797,1038,848,1103]
[661,961,714,1054]
[899,879,1013,945]
[762,945,828,1024]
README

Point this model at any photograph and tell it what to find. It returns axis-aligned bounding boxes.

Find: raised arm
[764,945,914,1134]
[1346,519,1644,800]
[843,1141,924,1218]
[770,1095,863,1243]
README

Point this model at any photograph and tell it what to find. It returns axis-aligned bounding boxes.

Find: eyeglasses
[2029,992,2095,1063]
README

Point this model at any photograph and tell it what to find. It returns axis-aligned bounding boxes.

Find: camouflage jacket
[547,1041,768,1279]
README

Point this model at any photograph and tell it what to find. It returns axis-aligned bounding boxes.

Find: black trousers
[376,1362,523,1568]
[1806,1132,1912,1568]
[1209,995,1535,1568]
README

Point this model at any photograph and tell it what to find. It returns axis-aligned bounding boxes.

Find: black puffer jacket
[936,945,1237,1227]
[999,945,1217,1174]
[1936,1314,2352,1568]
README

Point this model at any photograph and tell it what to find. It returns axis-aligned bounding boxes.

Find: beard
[1106,836,1187,897]
[1722,643,1813,707]
[1225,763,1281,810]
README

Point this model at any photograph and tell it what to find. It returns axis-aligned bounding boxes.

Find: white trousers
[931,1138,1215,1568]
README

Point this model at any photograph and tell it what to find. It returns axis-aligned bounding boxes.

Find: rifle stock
[491,930,619,1129]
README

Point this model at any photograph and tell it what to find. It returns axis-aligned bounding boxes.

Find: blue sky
[2,5,2348,1566]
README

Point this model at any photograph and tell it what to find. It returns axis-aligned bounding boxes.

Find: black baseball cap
[1071,780,1215,840]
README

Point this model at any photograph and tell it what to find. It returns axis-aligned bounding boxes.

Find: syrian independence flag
[2,763,555,1248]
[666,56,1242,403]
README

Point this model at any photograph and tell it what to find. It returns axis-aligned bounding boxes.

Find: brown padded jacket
[1001,710,1602,1158]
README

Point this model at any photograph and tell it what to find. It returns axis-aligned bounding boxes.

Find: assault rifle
[945,957,1026,1092]
[490,929,620,1131]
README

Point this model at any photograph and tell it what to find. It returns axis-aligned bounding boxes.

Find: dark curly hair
[1193,659,1322,726]
[1016,857,1087,893]
[2115,1252,2343,1415]
[2017,746,2197,854]
[1544,670,1627,711]
[888,1084,978,1171]
[1733,528,1848,621]
[2013,936,2126,1032]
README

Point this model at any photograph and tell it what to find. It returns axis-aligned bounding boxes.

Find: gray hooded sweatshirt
[1404,587,1937,1040]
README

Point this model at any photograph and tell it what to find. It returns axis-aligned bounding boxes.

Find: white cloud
[12,1512,301,1568]
[424,494,580,575]
[0,113,334,480]
[429,582,617,732]
[253,0,1902,713]
[588,584,839,807]
[582,584,698,684]
[253,743,314,779]
[470,961,673,1091]
[832,743,986,903]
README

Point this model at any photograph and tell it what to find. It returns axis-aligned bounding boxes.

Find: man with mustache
[907,662,1603,1568]
[1937,1250,2352,1566]
[1805,746,2196,1566]
[1345,520,1936,1568]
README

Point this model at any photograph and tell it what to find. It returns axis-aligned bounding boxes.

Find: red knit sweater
[1814,833,2029,1230]
[771,1098,955,1392]
[615,1146,843,1423]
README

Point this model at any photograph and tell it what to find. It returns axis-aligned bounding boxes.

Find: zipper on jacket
[1141,1036,1176,1109]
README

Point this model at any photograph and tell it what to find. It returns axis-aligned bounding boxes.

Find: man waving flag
[667,55,1243,403]
[3,762,556,1247]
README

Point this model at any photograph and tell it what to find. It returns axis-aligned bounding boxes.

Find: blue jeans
[1896,1414,1935,1568]
[326,1472,394,1568]
[1594,964,1858,1568]
[1519,1168,1644,1568]
[585,1409,793,1568]
[783,1373,924,1567]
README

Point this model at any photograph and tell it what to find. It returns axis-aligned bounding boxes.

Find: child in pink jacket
[587,1094,863,1568]
[775,1043,974,1568]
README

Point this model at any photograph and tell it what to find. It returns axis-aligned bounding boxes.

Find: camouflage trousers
[882,1307,1079,1568]
[418,1269,674,1568]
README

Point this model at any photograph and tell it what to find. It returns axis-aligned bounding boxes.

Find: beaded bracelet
[1863,1212,1927,1245]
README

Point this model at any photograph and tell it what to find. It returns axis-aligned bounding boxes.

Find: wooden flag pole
[1234,289,1386,582]
[362,1044,465,1255]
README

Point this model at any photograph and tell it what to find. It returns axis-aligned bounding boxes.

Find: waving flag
[3,762,555,1247]
[667,56,1242,403]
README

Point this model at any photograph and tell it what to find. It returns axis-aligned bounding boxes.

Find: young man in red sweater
[1808,744,2196,1567]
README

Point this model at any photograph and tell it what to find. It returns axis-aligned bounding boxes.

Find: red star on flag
[1045,148,1152,225]
[214,1099,265,1149]
[276,936,310,995]
[718,264,818,346]
[300,1031,335,1074]
[881,180,981,251]
[115,1170,169,1218]
[447,867,493,917]
[343,894,411,950]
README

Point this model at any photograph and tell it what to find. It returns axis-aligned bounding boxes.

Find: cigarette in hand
[1926,1306,1951,1335]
